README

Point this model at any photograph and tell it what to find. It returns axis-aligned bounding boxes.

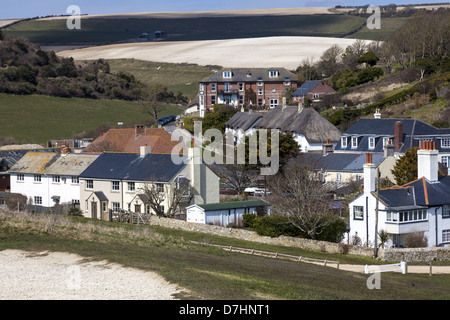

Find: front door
[134,204,141,213]
[91,201,97,219]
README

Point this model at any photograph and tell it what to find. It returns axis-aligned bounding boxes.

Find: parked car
[244,187,270,197]
[157,115,176,126]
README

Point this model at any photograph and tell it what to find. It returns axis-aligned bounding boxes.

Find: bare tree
[266,158,332,240]
[140,176,192,218]
[140,84,166,121]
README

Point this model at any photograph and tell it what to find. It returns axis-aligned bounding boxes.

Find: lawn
[0,94,184,144]
[1,209,449,300]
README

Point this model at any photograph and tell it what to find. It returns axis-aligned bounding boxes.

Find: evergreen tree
[391,147,419,185]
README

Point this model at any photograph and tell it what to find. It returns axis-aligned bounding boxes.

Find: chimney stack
[60,141,70,156]
[140,145,151,157]
[322,138,334,154]
[418,140,439,182]
[135,124,145,137]
[188,137,204,204]
[384,139,394,157]
[394,121,403,153]
[363,152,376,194]
[374,108,381,119]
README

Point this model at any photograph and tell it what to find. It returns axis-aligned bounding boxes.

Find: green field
[106,59,217,100]
[0,94,184,144]
[1,210,450,300]
[4,14,371,45]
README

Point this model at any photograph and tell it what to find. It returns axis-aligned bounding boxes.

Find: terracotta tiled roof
[86,127,182,154]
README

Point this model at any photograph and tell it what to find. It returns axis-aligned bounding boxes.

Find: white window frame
[17,174,24,181]
[34,174,41,183]
[199,83,204,92]
[223,70,232,79]
[353,206,363,220]
[258,88,263,95]
[341,137,348,148]
[442,229,450,243]
[211,95,216,105]
[238,83,244,91]
[34,196,42,205]
[128,182,135,192]
[351,137,358,149]
[441,156,449,168]
[112,181,120,192]
[86,180,93,190]
[71,176,79,184]
[211,83,216,92]
[443,205,450,218]
[269,99,278,108]
[52,175,60,183]
[368,137,375,149]
[269,70,279,78]
[224,83,231,93]
[112,202,120,212]
[336,173,342,182]
[441,138,450,148]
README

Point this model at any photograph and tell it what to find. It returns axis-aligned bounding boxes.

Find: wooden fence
[190,240,340,269]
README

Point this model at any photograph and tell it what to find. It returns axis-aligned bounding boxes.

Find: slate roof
[335,118,450,153]
[304,152,385,172]
[8,152,60,174]
[291,80,322,96]
[200,68,297,83]
[79,152,188,182]
[377,176,450,209]
[254,106,341,143]
[45,153,99,176]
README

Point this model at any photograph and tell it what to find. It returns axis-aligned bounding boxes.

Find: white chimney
[363,152,376,194]
[374,108,381,119]
[140,145,151,157]
[188,138,204,204]
[417,140,439,182]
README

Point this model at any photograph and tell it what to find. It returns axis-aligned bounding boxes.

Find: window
[386,209,427,222]
[199,83,204,92]
[211,83,216,92]
[351,137,358,149]
[443,205,450,218]
[71,176,79,184]
[269,70,279,78]
[258,88,263,95]
[272,88,276,93]
[443,230,450,243]
[239,83,244,91]
[284,77,290,86]
[313,93,320,99]
[210,95,216,105]
[224,83,230,93]
[112,202,120,212]
[258,78,263,86]
[239,95,244,105]
[269,99,278,108]
[258,99,263,106]
[17,174,24,181]
[368,137,375,149]
[353,206,363,220]
[336,173,342,182]
[223,70,232,78]
[52,175,60,183]
[441,138,450,148]
[102,202,107,212]
[156,183,164,193]
[34,174,41,182]
[442,156,449,168]
[341,137,348,148]
[34,196,42,205]
[112,181,120,191]
[128,182,135,192]
[86,180,93,189]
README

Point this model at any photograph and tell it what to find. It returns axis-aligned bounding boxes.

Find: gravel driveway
[0,250,184,300]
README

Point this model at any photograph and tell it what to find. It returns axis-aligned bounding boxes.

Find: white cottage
[348,142,450,248]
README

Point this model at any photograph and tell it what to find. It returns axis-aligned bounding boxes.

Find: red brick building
[291,80,336,103]
[198,68,298,117]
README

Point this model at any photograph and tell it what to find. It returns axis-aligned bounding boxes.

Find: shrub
[251,215,304,238]
[315,214,347,243]
[404,231,428,248]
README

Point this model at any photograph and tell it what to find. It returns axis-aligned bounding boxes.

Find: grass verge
[1,209,449,300]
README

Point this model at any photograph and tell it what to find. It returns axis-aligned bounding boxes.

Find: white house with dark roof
[347,142,450,248]
[334,111,450,169]
[9,151,99,208]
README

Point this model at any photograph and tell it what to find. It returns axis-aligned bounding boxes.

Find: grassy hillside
[2,209,450,300]
[106,59,218,100]
[0,93,184,144]
[4,15,371,45]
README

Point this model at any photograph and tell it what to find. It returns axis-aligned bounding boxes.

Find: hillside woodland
[0,31,187,105]
[296,9,450,129]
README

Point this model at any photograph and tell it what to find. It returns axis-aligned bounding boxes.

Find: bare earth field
[0,249,184,300]
[57,36,367,70]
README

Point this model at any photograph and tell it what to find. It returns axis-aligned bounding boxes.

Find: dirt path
[0,249,185,300]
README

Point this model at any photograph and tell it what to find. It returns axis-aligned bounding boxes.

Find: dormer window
[341,137,348,148]
[368,137,375,149]
[223,70,232,79]
[351,136,358,149]
[269,70,279,78]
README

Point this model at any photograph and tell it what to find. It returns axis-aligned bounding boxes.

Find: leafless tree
[140,83,166,121]
[140,176,192,218]
[266,157,332,240]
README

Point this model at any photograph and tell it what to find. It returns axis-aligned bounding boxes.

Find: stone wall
[149,217,450,261]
